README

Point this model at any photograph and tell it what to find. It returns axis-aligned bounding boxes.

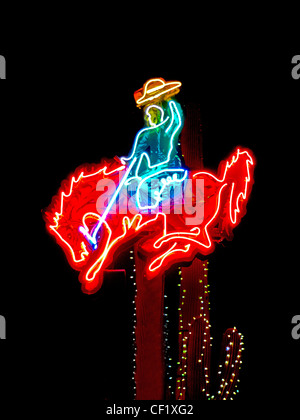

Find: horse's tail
[220,148,255,237]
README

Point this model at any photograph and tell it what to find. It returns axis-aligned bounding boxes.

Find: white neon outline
[136,169,188,210]
[121,100,181,167]
[48,163,126,263]
[49,228,89,264]
[79,157,137,247]
[120,117,169,164]
[148,243,191,272]
[46,146,254,289]
[150,183,228,257]
[122,101,182,181]
[78,101,183,247]
[49,164,125,231]
[193,149,253,225]
[136,78,182,106]
[83,182,227,282]
[84,212,166,282]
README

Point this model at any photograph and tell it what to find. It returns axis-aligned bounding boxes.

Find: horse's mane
[43,157,124,229]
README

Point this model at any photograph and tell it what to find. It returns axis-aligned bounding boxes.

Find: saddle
[125,159,188,210]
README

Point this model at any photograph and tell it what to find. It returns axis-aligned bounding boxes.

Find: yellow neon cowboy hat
[134,77,182,107]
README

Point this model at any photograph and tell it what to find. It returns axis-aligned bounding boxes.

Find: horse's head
[43,159,125,275]
[48,216,90,267]
[43,181,94,270]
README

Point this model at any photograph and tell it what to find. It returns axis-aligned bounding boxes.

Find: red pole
[134,244,165,399]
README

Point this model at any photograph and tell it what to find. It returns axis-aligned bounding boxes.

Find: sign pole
[134,243,165,399]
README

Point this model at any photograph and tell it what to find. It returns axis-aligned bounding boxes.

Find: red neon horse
[43,147,255,294]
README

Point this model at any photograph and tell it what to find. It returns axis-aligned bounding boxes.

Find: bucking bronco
[43,78,255,294]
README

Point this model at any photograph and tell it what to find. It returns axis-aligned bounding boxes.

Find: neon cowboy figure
[79,78,189,248]
[121,78,188,209]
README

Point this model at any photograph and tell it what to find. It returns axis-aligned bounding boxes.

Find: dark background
[0,18,299,406]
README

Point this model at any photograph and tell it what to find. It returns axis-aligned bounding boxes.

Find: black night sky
[0,20,299,407]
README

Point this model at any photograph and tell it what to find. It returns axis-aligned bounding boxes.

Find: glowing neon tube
[79,157,137,248]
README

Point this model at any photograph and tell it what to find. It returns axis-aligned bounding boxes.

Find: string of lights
[128,248,137,399]
[175,260,211,399]
[171,260,243,400]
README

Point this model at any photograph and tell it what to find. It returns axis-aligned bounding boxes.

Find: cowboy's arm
[160,100,183,164]
[165,100,183,135]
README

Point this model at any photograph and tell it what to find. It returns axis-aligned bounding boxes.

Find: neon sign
[43,78,255,294]
[134,78,182,107]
